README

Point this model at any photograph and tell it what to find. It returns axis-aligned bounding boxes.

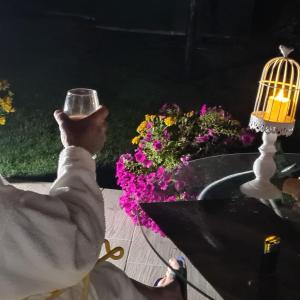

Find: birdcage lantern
[241,45,300,201]
[249,45,300,136]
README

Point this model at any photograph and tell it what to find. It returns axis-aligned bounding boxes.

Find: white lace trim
[249,114,295,136]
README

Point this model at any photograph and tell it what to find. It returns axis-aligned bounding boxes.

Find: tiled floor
[12,182,222,300]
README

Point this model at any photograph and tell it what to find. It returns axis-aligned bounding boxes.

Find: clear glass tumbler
[63,88,100,119]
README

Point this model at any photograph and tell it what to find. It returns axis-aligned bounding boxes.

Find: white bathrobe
[0,146,146,300]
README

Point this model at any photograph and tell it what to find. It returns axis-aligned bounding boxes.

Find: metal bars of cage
[252,55,300,124]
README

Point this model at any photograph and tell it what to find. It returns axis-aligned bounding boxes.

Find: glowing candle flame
[275,89,289,103]
[265,89,290,122]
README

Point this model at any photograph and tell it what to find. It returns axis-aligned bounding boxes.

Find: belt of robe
[23,239,124,300]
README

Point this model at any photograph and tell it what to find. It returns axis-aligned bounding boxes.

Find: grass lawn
[0,15,299,187]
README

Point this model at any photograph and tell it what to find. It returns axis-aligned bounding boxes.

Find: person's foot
[154,257,187,300]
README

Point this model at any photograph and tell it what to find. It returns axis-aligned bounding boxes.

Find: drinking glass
[63,88,100,119]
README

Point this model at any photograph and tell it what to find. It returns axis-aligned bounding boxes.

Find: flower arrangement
[116,104,255,235]
[0,80,15,125]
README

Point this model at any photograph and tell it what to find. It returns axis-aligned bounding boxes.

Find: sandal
[154,256,187,300]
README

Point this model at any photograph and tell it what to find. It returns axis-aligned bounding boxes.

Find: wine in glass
[63,88,100,120]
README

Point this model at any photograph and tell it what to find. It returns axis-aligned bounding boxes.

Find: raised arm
[0,107,109,299]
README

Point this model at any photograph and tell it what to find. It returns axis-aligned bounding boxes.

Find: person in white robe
[0,107,183,300]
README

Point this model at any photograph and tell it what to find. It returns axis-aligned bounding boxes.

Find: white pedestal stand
[240,132,282,200]
[240,114,295,205]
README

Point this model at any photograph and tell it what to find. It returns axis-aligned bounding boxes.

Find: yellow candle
[265,89,289,122]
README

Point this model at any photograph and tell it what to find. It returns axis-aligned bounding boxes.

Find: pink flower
[145,183,155,193]
[159,172,172,190]
[116,104,255,237]
[160,181,169,191]
[134,190,143,200]
[163,129,171,140]
[174,180,185,192]
[137,177,146,188]
[120,153,133,161]
[116,160,125,172]
[143,159,153,168]
[195,134,210,144]
[240,132,255,146]
[146,122,153,129]
[153,140,163,151]
[208,129,215,137]
[146,172,156,182]
[156,166,165,178]
[200,104,207,115]
[135,149,146,163]
[180,155,191,166]
[144,132,152,142]
[166,195,177,202]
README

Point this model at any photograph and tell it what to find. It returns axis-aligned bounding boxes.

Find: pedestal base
[240,132,282,200]
[240,179,282,200]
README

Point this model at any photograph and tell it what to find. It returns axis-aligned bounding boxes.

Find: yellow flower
[164,117,176,127]
[136,121,147,133]
[186,111,194,117]
[0,116,6,125]
[145,114,156,122]
[0,96,15,113]
[131,136,141,144]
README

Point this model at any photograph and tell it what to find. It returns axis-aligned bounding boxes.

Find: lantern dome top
[260,50,300,92]
[259,60,300,93]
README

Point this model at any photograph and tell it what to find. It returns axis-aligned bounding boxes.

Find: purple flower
[180,155,191,166]
[144,132,152,142]
[116,160,125,172]
[153,140,163,151]
[146,122,153,129]
[174,180,185,192]
[163,129,171,140]
[146,172,156,182]
[195,134,210,144]
[207,129,215,137]
[200,104,207,115]
[120,153,133,161]
[134,190,143,200]
[240,132,255,146]
[159,180,169,191]
[143,159,153,168]
[116,104,256,237]
[135,149,146,163]
[166,195,177,202]
[158,172,172,191]
[156,166,165,179]
[145,183,155,193]
[136,180,146,192]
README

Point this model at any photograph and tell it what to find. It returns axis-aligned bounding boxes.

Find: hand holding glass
[63,88,100,119]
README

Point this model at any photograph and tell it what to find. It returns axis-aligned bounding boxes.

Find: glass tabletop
[138,152,300,300]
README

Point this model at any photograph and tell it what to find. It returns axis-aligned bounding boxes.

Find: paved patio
[12,182,222,300]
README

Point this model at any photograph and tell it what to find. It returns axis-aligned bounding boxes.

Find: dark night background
[0,0,300,187]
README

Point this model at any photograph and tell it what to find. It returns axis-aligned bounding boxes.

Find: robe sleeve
[0,146,105,300]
